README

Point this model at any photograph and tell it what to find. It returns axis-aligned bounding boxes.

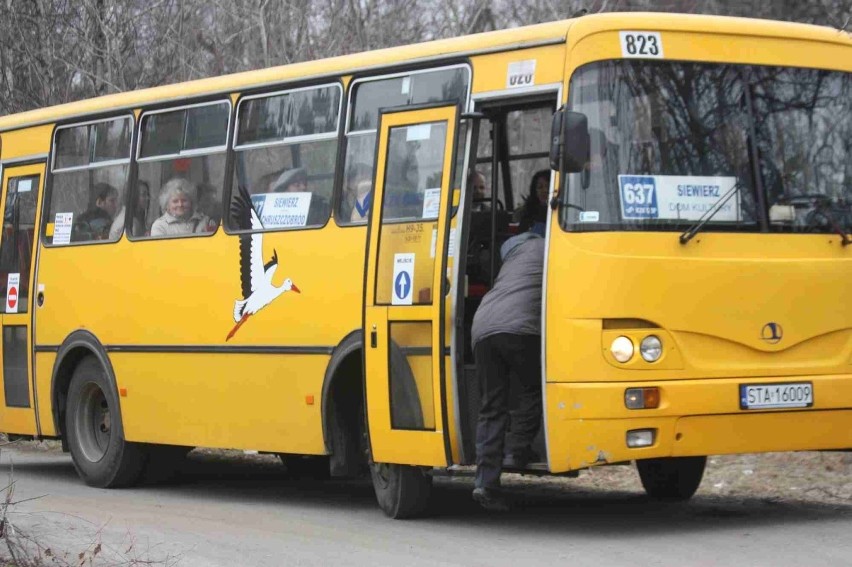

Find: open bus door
[363,103,459,517]
[0,163,45,436]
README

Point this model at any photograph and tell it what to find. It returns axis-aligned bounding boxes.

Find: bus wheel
[65,356,146,488]
[369,461,432,519]
[636,456,707,500]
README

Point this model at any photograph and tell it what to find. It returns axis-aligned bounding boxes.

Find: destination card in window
[252,192,312,228]
[618,175,739,221]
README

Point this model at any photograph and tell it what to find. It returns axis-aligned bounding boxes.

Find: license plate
[739,382,813,410]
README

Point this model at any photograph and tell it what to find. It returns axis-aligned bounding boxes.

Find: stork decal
[226,185,300,341]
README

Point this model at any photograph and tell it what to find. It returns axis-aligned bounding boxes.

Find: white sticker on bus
[422,188,441,219]
[251,192,312,228]
[619,31,664,59]
[406,124,431,142]
[392,253,415,305]
[53,212,73,245]
[6,273,20,313]
[430,227,456,258]
[17,179,32,193]
[618,175,739,221]
[507,59,536,88]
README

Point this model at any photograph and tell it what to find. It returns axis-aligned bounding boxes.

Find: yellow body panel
[0,125,52,159]
[470,44,566,94]
[114,354,327,452]
[33,224,364,451]
[546,233,852,384]
[547,378,852,472]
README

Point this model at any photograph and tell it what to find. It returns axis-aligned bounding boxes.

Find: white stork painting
[226,185,300,341]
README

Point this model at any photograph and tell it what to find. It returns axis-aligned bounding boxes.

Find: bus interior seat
[465,208,510,287]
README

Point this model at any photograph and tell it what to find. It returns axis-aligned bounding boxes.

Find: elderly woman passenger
[150,178,213,237]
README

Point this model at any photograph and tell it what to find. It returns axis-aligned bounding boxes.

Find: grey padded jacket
[471,234,544,349]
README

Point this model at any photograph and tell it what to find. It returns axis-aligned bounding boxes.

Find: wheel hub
[74,382,112,463]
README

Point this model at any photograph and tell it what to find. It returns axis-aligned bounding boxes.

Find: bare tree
[0,0,850,116]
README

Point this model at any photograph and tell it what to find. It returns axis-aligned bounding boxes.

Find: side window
[46,117,131,244]
[340,67,470,225]
[474,106,554,230]
[229,84,341,232]
[0,175,38,312]
[135,101,230,239]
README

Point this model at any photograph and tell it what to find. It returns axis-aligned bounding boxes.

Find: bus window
[474,106,553,222]
[46,117,132,244]
[0,175,38,312]
[135,101,230,238]
[229,84,341,231]
[339,66,470,225]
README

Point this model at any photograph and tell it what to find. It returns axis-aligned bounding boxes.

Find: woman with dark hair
[109,180,151,238]
[516,170,550,235]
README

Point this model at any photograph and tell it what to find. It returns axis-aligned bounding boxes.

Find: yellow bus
[0,12,849,518]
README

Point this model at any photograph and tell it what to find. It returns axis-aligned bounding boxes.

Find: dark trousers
[474,333,542,489]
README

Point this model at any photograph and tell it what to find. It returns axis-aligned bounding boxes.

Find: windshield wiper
[679,181,743,245]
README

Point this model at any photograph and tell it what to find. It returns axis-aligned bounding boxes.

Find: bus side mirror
[549,109,590,174]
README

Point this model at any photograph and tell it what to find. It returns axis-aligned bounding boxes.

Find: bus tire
[65,356,146,488]
[636,456,706,501]
[370,461,432,519]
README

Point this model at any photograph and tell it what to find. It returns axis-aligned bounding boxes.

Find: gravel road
[0,442,850,566]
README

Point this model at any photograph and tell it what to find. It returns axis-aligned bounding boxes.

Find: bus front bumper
[545,374,852,473]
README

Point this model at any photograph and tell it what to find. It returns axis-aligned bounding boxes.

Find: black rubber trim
[437,103,462,466]
[49,330,119,439]
[320,330,363,452]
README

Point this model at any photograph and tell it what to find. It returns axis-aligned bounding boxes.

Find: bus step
[438,463,580,478]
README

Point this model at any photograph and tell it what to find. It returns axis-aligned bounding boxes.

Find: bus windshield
[560,60,852,235]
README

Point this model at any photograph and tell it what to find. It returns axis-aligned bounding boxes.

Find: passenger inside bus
[196,181,222,228]
[343,163,373,223]
[74,182,120,240]
[265,166,331,227]
[110,179,150,239]
[515,170,550,235]
[150,178,214,236]
[470,170,490,212]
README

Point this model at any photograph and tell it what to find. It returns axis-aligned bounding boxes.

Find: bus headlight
[639,335,663,362]
[610,336,634,363]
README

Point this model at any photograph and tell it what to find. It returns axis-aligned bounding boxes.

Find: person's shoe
[502,449,538,469]
[472,487,510,512]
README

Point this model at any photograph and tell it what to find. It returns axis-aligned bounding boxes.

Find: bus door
[364,104,459,466]
[0,163,45,435]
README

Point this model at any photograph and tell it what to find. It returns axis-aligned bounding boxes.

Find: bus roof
[0,12,848,134]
